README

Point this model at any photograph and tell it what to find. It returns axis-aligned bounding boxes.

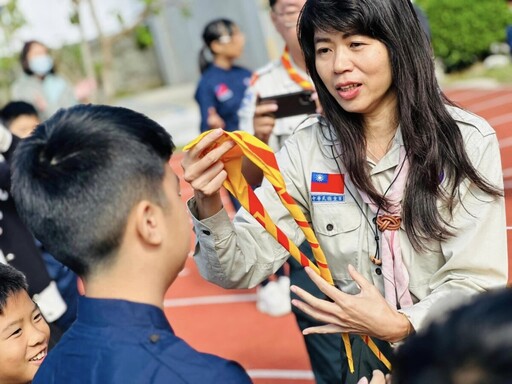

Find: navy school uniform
[33,297,252,384]
[194,64,251,133]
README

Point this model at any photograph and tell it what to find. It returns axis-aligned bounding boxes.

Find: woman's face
[26,43,48,61]
[314,30,397,120]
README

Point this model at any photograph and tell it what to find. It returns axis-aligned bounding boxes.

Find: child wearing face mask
[11,41,78,120]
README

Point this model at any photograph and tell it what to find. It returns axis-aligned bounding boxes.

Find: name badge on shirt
[310,172,345,203]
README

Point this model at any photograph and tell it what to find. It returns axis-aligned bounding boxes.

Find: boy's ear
[134,201,163,246]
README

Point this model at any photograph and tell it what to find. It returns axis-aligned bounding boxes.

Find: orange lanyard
[280,46,314,90]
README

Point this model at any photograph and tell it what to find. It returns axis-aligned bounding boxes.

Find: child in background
[0,263,50,384]
[0,101,39,139]
[195,18,251,134]
[0,102,80,332]
[195,18,252,212]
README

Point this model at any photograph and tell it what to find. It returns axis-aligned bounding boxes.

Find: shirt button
[149,334,160,343]
[0,211,3,220]
[326,224,334,231]
[0,227,3,235]
[375,268,382,275]
[6,253,15,262]
[202,230,211,236]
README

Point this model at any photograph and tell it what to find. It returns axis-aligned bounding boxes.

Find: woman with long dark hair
[182,0,507,382]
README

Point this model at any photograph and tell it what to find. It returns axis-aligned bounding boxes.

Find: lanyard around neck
[280,46,314,90]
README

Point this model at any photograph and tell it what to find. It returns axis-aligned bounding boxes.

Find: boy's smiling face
[0,290,50,383]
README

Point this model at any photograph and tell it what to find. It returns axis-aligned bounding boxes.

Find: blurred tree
[72,0,191,102]
[417,0,512,72]
[0,0,25,103]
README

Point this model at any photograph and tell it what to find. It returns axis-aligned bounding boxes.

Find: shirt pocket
[311,203,362,283]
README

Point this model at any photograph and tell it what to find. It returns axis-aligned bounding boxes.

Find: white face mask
[28,55,54,76]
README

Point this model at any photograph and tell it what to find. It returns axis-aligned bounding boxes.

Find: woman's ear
[134,200,163,246]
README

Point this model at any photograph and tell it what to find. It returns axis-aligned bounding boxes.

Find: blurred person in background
[237,0,344,382]
[0,100,80,332]
[195,18,252,212]
[411,0,431,42]
[11,41,93,121]
[0,101,39,139]
[0,123,70,345]
[360,288,512,384]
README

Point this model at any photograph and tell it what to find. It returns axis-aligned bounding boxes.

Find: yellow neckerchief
[184,130,391,373]
[280,46,314,90]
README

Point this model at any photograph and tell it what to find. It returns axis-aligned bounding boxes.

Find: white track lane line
[490,113,512,128]
[448,89,503,104]
[502,168,512,178]
[247,369,315,380]
[164,293,257,307]
[466,94,512,113]
[499,136,512,149]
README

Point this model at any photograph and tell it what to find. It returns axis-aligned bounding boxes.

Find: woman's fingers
[301,324,345,335]
[181,129,235,196]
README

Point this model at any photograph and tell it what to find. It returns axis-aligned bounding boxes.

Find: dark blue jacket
[195,64,251,133]
[34,297,252,383]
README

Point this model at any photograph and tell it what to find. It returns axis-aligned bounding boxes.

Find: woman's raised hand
[181,128,235,218]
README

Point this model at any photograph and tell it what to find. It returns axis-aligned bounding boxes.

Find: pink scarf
[358,146,414,309]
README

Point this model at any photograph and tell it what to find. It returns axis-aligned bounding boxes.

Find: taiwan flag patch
[311,172,345,203]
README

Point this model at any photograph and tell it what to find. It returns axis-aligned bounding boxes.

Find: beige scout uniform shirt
[238,57,314,151]
[189,105,508,331]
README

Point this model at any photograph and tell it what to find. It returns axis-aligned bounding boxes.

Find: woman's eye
[34,312,43,322]
[350,42,364,48]
[316,47,330,55]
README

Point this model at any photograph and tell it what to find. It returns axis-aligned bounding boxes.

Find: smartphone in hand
[258,90,316,119]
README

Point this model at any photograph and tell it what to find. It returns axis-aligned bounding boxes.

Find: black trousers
[289,243,392,384]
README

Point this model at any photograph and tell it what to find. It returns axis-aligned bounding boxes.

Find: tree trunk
[85,0,115,102]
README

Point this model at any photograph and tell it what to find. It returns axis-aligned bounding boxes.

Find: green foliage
[135,24,153,49]
[55,43,85,82]
[0,0,26,103]
[416,0,512,72]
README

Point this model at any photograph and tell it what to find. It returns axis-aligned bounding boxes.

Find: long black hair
[198,18,237,74]
[297,0,502,250]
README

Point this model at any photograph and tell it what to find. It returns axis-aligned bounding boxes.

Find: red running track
[166,85,512,384]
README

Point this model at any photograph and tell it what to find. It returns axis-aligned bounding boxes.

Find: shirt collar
[77,296,172,331]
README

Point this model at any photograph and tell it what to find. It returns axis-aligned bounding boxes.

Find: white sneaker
[256,279,291,317]
[277,275,290,292]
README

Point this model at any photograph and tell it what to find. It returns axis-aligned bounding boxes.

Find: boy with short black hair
[11,104,252,383]
[0,100,40,138]
[0,263,50,384]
